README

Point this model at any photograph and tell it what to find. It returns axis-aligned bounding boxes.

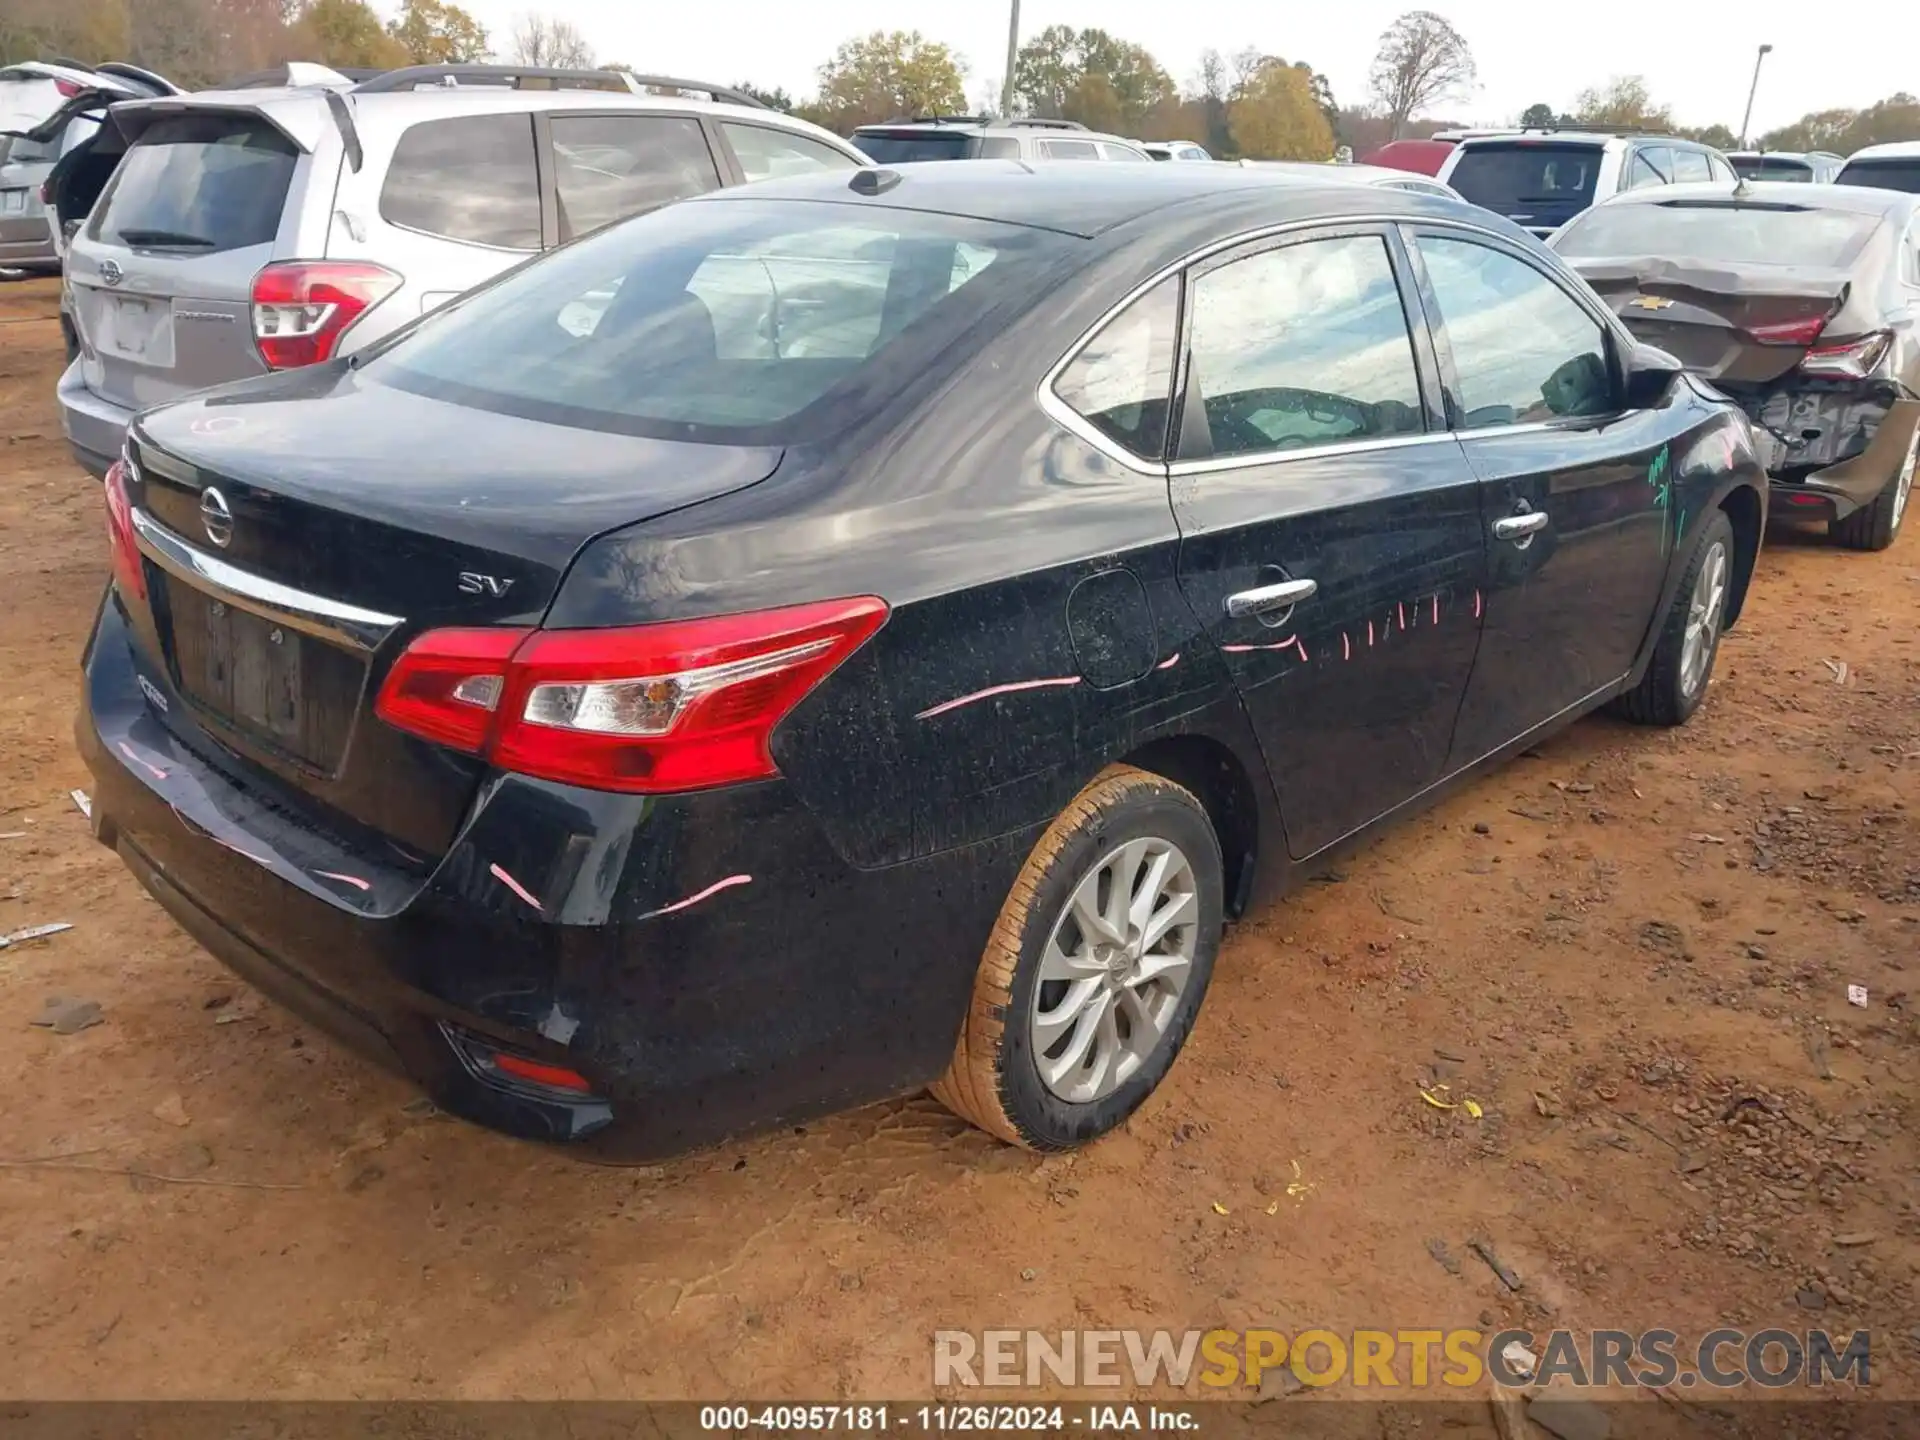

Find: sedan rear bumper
[79,595,1022,1159]
[56,357,131,478]
[1768,397,1920,520]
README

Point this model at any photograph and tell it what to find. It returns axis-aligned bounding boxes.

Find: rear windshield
[851,131,978,163]
[90,113,296,253]
[374,196,1073,444]
[1836,159,1920,195]
[1447,142,1602,222]
[1554,202,1882,267]
[1730,155,1812,181]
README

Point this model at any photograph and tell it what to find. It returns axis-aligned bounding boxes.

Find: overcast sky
[445,1,1916,137]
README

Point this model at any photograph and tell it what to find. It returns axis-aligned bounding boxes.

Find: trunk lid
[1568,258,1855,383]
[123,371,783,859]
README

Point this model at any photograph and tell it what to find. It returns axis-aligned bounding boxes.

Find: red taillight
[54,79,82,98]
[376,597,890,794]
[1799,331,1891,380]
[1747,315,1830,346]
[102,459,145,602]
[373,626,528,752]
[490,1053,593,1093]
[38,178,54,205]
[250,260,400,369]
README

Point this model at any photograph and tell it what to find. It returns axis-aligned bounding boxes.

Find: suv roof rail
[617,73,770,108]
[901,113,988,126]
[1005,116,1088,130]
[1515,122,1678,138]
[354,64,637,94]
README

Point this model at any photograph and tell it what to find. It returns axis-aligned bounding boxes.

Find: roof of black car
[698,159,1460,238]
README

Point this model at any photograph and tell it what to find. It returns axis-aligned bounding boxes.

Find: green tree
[386,0,488,64]
[1013,26,1175,134]
[734,82,795,112]
[1230,58,1335,160]
[1678,122,1739,150]
[1760,94,1920,153]
[1367,10,1476,139]
[293,0,407,69]
[1520,101,1556,127]
[811,30,966,133]
[1573,75,1672,131]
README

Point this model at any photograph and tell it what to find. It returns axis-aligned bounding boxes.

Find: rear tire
[1612,510,1734,728]
[1832,423,1916,552]
[931,764,1224,1150]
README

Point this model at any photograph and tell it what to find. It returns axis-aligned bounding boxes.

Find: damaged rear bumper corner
[1757,395,1920,520]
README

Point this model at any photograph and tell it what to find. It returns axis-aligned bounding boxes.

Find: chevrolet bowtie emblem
[1628,295,1675,311]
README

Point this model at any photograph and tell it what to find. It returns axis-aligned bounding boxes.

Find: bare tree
[1367,10,1476,139]
[509,12,594,69]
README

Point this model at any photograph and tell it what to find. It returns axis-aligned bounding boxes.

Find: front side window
[1672,149,1712,184]
[381,113,540,250]
[720,123,857,183]
[1627,148,1673,190]
[1052,277,1178,459]
[1184,234,1424,459]
[551,114,721,240]
[1417,236,1614,428]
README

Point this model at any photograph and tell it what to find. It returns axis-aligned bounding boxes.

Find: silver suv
[850,116,1151,164]
[57,64,869,476]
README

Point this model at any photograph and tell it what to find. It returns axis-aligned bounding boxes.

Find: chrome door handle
[1492,511,1550,542]
[1225,577,1317,619]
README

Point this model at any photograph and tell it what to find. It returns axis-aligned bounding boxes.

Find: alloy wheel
[1030,836,1199,1104]
[1680,539,1728,699]
[1891,427,1917,535]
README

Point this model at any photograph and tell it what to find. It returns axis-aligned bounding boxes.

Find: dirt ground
[2,274,1916,1405]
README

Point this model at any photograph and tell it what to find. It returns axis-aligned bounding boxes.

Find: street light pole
[1738,43,1773,149]
[1000,0,1020,118]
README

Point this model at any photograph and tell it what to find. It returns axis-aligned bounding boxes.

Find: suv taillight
[374,597,890,794]
[250,261,401,369]
[102,458,145,602]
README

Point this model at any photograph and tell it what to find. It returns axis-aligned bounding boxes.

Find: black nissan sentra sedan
[80,163,1767,1158]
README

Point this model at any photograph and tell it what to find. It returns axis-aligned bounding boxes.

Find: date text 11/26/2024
[699,1407,1193,1432]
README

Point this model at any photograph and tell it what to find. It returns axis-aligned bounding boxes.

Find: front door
[1171,226,1488,859]
[1405,230,1680,766]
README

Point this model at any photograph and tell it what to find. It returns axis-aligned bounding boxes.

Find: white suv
[850,116,1151,164]
[55,63,869,476]
[1438,130,1737,239]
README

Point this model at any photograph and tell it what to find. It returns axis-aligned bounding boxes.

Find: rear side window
[551,114,721,239]
[381,113,540,250]
[1098,142,1150,162]
[978,136,1022,159]
[1040,139,1102,161]
[720,123,856,183]
[1184,234,1424,459]
[1837,159,1920,195]
[1417,236,1613,428]
[1627,148,1673,190]
[91,113,296,253]
[1053,277,1178,459]
[376,197,1067,443]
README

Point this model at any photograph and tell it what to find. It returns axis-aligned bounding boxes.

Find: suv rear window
[90,113,296,253]
[375,197,1070,443]
[851,130,977,162]
[1447,141,1602,225]
[1836,159,1920,195]
[1731,155,1813,181]
[381,113,540,250]
[1554,201,1882,268]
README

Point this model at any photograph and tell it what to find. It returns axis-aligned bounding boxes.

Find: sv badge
[457,572,514,597]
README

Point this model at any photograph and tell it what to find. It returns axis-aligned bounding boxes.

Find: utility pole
[1737,43,1772,149]
[1000,0,1020,118]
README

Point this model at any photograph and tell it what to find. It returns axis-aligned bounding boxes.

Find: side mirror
[1622,341,1684,409]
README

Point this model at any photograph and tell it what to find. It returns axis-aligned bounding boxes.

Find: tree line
[4,3,1917,161]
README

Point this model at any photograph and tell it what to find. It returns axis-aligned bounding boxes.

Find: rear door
[69,109,305,411]
[1406,228,1677,764]
[1170,225,1488,858]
